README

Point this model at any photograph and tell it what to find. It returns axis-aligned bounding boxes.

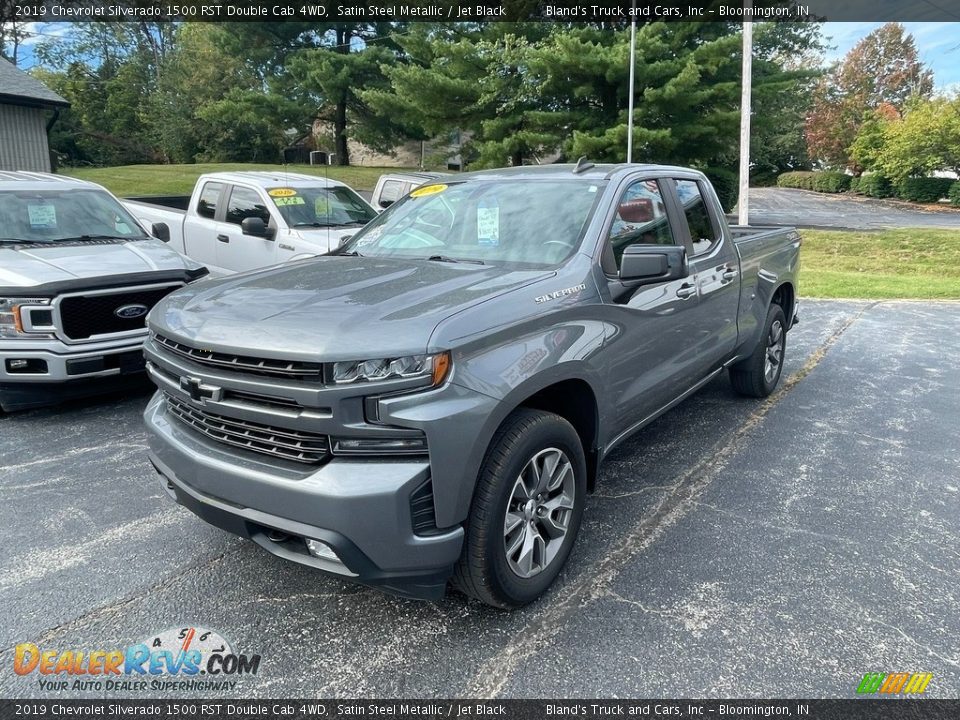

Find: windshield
[0,188,147,244]
[267,186,376,228]
[341,179,606,266]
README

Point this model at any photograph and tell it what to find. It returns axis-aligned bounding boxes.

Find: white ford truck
[122,171,378,276]
[0,171,207,412]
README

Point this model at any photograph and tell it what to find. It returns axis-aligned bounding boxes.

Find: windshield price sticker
[410,184,448,198]
[477,202,500,246]
[27,204,57,228]
[267,188,298,198]
[274,196,306,206]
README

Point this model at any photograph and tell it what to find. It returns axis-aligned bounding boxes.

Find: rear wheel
[452,408,587,608]
[729,303,787,398]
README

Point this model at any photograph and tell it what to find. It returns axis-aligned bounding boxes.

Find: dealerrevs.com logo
[13,627,261,693]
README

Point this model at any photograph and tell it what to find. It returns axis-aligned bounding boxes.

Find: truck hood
[151,256,553,360]
[286,225,360,253]
[0,239,200,291]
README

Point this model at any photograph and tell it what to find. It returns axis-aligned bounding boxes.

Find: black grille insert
[164,393,328,464]
[60,287,178,340]
[154,333,323,380]
[410,479,440,536]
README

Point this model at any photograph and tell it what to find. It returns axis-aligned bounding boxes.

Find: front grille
[164,393,328,464]
[154,333,323,380]
[60,287,178,340]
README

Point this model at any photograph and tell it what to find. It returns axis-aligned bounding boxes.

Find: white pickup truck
[123,171,378,276]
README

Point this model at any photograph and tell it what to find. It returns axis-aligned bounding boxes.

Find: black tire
[452,408,587,608]
[729,303,787,398]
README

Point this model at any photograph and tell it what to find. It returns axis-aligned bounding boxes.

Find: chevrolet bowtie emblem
[179,376,222,403]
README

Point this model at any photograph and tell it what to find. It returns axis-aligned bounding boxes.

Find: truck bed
[125,196,191,212]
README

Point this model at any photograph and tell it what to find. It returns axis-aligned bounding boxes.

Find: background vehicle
[143,163,800,608]
[123,171,377,276]
[370,171,450,210]
[0,171,207,412]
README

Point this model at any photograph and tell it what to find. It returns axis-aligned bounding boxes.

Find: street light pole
[626,0,637,163]
[738,8,753,226]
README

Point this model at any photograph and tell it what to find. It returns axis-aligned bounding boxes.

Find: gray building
[0,58,69,172]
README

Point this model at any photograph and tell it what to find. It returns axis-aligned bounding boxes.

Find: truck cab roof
[195,171,352,190]
[455,163,706,183]
[0,171,102,193]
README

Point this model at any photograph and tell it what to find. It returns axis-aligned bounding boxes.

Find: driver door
[601,176,701,435]
[215,185,277,273]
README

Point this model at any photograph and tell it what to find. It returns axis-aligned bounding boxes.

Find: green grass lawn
[62,163,411,196]
[800,228,960,299]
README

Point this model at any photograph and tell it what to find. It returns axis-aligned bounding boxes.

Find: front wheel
[452,408,587,608]
[729,303,787,398]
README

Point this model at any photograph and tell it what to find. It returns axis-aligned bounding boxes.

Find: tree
[848,103,899,173]
[805,22,933,171]
[876,97,960,181]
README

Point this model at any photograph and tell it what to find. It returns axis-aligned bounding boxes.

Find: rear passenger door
[214,185,277,273]
[667,177,740,374]
[181,181,226,271]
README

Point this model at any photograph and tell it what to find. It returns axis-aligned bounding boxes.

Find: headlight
[0,297,53,339]
[331,351,451,386]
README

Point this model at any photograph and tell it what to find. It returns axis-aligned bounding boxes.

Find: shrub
[949,181,960,207]
[777,171,816,190]
[703,167,738,213]
[810,171,851,193]
[848,176,861,193]
[858,174,894,198]
[895,177,954,203]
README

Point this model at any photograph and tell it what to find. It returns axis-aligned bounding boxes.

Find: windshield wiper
[56,234,147,242]
[293,221,365,229]
[0,237,54,244]
[332,249,363,257]
[427,255,485,265]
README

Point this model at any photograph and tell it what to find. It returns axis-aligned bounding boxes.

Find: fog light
[305,539,340,561]
[332,436,428,455]
[6,358,48,374]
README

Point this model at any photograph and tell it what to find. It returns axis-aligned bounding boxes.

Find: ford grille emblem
[114,303,149,319]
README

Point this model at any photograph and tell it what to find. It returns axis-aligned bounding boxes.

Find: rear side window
[607,179,675,270]
[196,182,223,220]
[378,180,405,207]
[675,179,720,255]
[225,187,270,226]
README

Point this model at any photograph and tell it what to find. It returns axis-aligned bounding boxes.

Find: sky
[822,22,960,92]
[10,21,960,93]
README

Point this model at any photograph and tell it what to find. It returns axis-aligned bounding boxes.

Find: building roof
[0,58,69,109]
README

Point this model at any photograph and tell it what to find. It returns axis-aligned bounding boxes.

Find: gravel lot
[1,300,958,698]
[744,187,960,230]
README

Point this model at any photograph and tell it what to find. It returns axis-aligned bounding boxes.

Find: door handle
[217,234,230,243]
[676,284,697,299]
[722,269,739,281]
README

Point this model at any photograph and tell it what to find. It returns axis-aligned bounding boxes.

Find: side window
[607,179,675,270]
[675,179,720,255]
[196,182,223,220]
[378,180,404,208]
[225,187,270,226]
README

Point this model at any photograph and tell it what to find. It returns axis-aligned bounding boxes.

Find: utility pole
[626,0,637,163]
[738,8,753,226]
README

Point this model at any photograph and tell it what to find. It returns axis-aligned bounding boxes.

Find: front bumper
[144,393,464,600]
[0,335,149,410]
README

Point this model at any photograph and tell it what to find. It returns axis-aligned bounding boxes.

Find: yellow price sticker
[410,184,448,198]
[268,188,298,198]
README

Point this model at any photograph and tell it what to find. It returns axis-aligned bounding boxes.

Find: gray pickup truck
[0,172,207,412]
[143,163,800,608]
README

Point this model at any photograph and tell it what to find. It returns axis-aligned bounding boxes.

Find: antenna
[573,156,595,174]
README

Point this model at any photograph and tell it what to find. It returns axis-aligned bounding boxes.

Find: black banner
[2,701,960,720]
[5,0,960,23]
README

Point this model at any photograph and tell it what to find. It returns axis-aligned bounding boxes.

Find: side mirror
[151,222,170,243]
[379,199,394,209]
[619,244,688,285]
[241,216,272,239]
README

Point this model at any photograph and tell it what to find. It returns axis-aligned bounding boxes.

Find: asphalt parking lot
[1,299,958,698]
[745,187,960,230]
